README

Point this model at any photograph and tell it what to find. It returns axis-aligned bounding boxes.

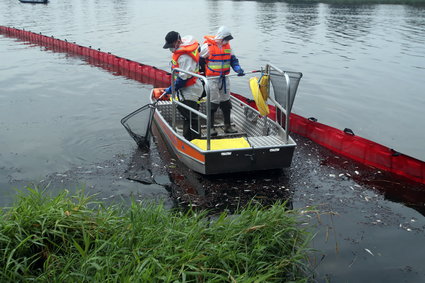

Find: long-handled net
[121,103,156,148]
[269,70,303,114]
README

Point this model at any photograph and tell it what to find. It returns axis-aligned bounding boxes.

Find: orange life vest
[171,41,200,87]
[203,35,232,77]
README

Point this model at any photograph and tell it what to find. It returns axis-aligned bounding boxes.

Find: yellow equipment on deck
[191,137,251,150]
[249,75,270,116]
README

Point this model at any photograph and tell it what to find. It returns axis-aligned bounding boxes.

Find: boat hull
[202,146,295,175]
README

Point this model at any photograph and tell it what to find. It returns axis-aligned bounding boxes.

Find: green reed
[0,187,314,282]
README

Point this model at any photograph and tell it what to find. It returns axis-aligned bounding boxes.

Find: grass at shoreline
[0,188,314,282]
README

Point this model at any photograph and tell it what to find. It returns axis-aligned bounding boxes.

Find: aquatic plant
[0,188,314,282]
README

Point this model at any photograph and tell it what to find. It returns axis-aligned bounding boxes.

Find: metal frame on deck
[265,63,292,144]
[171,65,296,149]
[171,68,212,150]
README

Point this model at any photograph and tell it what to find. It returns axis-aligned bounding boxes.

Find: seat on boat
[191,137,251,150]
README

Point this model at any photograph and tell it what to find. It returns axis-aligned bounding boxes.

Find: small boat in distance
[122,64,303,175]
[19,0,48,3]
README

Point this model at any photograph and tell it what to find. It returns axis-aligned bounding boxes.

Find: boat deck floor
[156,100,294,148]
[174,120,247,139]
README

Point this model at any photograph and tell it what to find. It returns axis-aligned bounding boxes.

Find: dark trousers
[177,100,200,141]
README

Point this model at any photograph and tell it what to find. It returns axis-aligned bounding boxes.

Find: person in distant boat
[163,31,203,141]
[200,26,245,136]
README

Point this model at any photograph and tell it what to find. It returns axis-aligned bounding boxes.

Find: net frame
[265,63,303,143]
[269,70,302,114]
[120,103,156,148]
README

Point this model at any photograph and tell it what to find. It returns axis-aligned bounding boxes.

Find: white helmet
[214,26,234,41]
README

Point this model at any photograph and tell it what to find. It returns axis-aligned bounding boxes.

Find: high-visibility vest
[171,41,200,87]
[203,35,232,77]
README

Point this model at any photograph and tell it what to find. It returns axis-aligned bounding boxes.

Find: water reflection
[255,1,279,36]
[320,152,425,217]
[206,0,224,32]
[403,5,425,32]
[401,6,425,65]
[111,0,131,27]
[326,5,376,47]
[285,3,320,42]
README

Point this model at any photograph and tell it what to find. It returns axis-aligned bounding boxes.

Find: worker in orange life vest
[200,26,245,136]
[163,31,203,141]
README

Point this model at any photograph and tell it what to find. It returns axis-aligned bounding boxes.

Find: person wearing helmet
[163,31,203,141]
[200,26,245,135]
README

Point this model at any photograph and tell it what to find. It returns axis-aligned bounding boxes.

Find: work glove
[164,77,188,94]
[164,86,172,94]
[234,65,245,76]
[174,77,187,90]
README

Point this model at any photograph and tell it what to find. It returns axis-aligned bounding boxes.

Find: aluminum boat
[123,63,302,175]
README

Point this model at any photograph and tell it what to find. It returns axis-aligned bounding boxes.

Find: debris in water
[399,224,412,232]
[364,248,374,256]
[348,255,357,268]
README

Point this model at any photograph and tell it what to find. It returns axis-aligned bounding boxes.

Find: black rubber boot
[210,127,218,136]
[178,100,200,140]
[221,100,237,134]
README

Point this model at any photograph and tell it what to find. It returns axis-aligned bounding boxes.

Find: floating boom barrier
[1,26,424,185]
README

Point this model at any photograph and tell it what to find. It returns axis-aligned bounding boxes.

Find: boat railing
[171,68,213,150]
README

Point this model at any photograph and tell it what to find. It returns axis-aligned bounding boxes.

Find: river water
[1,0,425,281]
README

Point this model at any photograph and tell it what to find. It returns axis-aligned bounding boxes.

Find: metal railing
[171,68,212,150]
[265,63,292,144]
[171,65,298,147]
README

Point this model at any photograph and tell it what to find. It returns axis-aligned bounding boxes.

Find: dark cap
[223,35,233,41]
[163,31,181,49]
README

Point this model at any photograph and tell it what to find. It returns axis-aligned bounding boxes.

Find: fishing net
[121,104,156,148]
[269,70,303,113]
